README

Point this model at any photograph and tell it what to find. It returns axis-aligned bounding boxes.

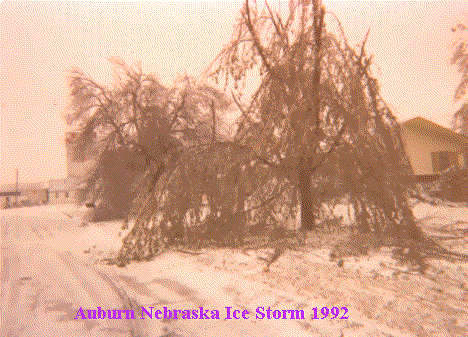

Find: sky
[1,1,467,185]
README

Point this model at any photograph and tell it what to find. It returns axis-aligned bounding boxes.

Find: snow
[2,201,468,336]
[412,202,468,222]
[80,199,468,337]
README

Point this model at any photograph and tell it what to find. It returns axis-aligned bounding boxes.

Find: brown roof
[401,116,468,147]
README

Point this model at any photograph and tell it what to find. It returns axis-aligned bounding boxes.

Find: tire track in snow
[57,251,147,336]
[0,247,23,336]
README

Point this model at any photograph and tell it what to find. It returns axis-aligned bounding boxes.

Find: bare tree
[66,59,230,221]
[95,72,236,262]
[66,58,170,220]
[206,0,425,238]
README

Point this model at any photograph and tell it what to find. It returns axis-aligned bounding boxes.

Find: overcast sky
[1,1,466,184]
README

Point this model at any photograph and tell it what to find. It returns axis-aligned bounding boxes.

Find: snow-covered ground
[2,202,468,336]
[65,201,468,336]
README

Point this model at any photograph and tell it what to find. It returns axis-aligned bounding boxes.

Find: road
[0,206,316,337]
[0,206,148,336]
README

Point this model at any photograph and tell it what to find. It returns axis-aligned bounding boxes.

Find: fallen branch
[174,248,204,256]
[61,211,74,218]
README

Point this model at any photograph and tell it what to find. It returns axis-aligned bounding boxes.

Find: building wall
[49,190,72,205]
[1,191,46,208]
[22,189,48,205]
[401,126,466,175]
[0,196,9,209]
[48,189,85,205]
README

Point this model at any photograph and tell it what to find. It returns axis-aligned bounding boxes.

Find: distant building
[0,178,87,209]
[1,134,93,209]
[0,182,48,208]
[0,191,20,209]
[400,117,468,182]
[48,177,86,205]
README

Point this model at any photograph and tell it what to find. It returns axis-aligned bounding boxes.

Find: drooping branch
[115,0,448,266]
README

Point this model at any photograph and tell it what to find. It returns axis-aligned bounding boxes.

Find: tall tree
[451,23,468,135]
[114,0,446,267]
[207,0,423,239]
[114,0,468,267]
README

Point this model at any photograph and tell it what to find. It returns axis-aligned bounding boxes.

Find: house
[0,133,91,209]
[0,182,48,208]
[48,177,86,205]
[0,178,86,209]
[400,116,468,182]
[0,191,20,208]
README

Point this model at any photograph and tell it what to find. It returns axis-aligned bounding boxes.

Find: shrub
[437,166,468,202]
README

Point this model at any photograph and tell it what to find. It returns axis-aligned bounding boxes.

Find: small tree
[103,74,236,260]
[67,58,234,222]
[67,58,179,221]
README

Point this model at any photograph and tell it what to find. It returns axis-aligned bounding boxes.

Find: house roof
[0,182,48,193]
[1,177,84,193]
[401,116,468,147]
[48,177,79,191]
[0,191,21,197]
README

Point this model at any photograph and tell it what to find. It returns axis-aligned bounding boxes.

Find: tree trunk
[298,158,315,231]
[148,161,166,192]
